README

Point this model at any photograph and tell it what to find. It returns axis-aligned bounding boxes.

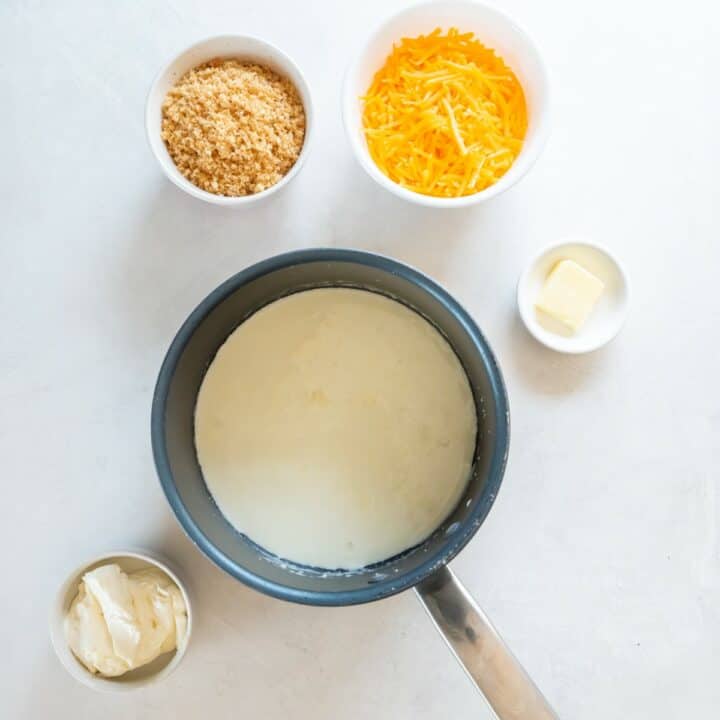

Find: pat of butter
[535,259,605,333]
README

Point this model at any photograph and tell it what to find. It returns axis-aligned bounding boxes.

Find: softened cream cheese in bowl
[64,563,187,677]
[194,287,477,569]
[51,553,192,692]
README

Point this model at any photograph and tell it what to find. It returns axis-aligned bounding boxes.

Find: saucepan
[152,249,558,720]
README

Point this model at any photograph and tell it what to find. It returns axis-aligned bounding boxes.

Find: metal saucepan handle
[416,566,559,720]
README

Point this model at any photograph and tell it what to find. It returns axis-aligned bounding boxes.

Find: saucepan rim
[151,248,509,606]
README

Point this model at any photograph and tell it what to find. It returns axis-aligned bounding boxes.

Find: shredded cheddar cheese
[362,28,527,198]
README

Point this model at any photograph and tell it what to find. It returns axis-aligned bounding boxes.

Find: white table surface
[2,0,719,717]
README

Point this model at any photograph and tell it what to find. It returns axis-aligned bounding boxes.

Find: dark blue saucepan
[152,249,557,720]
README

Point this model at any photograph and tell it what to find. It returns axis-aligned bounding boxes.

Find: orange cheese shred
[362,28,528,198]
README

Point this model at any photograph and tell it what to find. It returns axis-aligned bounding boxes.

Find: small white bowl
[517,240,630,354]
[342,0,550,208]
[146,35,313,206]
[50,550,193,692]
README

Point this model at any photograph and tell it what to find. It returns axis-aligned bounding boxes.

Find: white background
[2,0,719,718]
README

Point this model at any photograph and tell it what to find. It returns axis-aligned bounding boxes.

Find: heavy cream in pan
[194,288,476,569]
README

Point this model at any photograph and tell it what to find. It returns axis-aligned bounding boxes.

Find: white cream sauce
[194,288,476,569]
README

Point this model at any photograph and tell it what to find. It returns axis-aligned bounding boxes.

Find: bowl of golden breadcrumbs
[146,35,312,205]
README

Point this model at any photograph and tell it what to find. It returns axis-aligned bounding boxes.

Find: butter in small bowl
[535,258,605,335]
[517,240,630,354]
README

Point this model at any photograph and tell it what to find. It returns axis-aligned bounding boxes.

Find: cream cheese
[64,563,187,677]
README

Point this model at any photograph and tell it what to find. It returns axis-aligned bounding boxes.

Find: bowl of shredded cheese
[343,1,549,207]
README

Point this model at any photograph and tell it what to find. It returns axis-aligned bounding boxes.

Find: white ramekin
[517,239,631,354]
[342,1,550,208]
[50,550,193,692]
[146,34,313,206]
